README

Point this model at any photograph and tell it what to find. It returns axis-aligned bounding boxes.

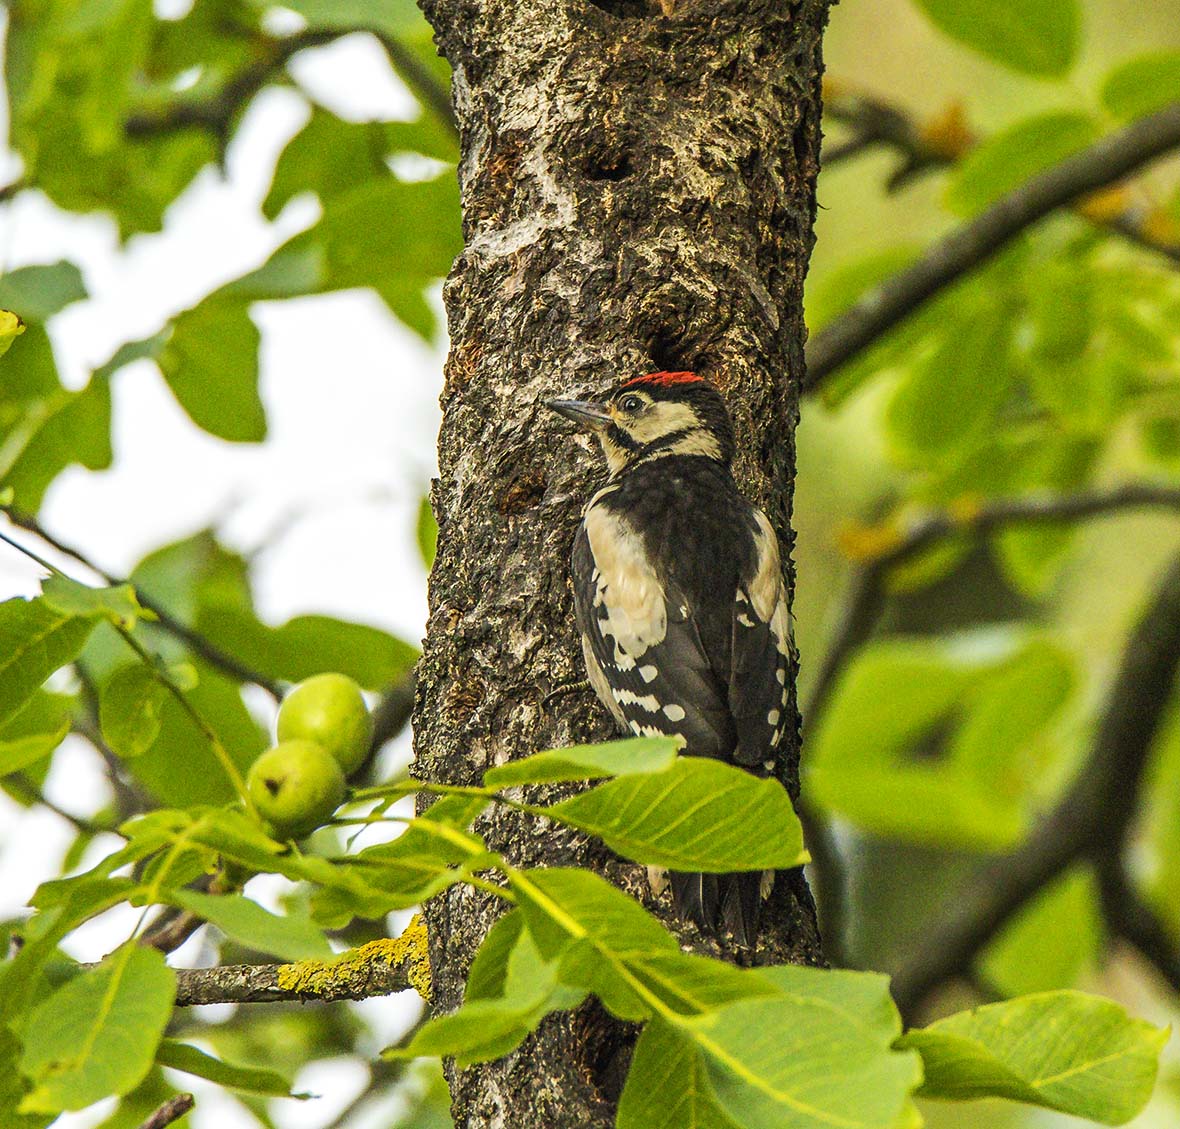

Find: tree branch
[373,33,457,137]
[4,509,284,700]
[124,27,455,144]
[125,30,339,140]
[889,549,1180,1018]
[806,100,1180,390]
[1097,859,1180,995]
[821,86,971,190]
[3,773,110,836]
[136,1094,194,1129]
[173,938,421,1006]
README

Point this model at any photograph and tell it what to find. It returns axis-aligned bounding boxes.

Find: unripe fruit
[247,739,346,839]
[276,673,373,775]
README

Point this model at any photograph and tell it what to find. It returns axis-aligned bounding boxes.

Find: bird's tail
[669,870,762,948]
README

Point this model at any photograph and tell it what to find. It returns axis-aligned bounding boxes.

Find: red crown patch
[619,371,704,390]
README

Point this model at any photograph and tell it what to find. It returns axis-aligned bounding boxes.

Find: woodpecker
[546,371,792,947]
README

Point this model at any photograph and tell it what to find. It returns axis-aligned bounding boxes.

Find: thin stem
[4,509,283,698]
[114,625,256,816]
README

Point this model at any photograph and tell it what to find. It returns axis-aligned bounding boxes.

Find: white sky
[0,29,443,1129]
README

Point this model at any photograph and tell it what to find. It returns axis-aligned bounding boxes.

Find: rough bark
[411,1,829,1124]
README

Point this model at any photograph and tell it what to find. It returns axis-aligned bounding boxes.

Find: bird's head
[546,371,735,476]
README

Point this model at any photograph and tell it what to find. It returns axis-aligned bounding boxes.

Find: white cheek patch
[585,506,667,667]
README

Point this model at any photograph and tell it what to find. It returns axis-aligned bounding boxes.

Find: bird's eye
[619,395,644,413]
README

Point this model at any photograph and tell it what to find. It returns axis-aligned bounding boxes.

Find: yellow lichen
[275,914,431,1001]
[389,913,432,1000]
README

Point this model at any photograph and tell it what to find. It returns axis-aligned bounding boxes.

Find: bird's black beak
[544,398,612,432]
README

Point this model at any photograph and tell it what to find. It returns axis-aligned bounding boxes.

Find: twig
[142,910,205,955]
[373,33,457,137]
[136,1094,194,1129]
[889,549,1180,1018]
[173,951,413,1006]
[4,773,109,836]
[125,30,338,140]
[822,88,966,190]
[803,485,1180,971]
[806,100,1180,389]
[5,509,283,699]
[125,27,455,144]
[0,178,27,203]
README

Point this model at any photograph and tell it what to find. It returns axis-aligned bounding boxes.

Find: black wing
[572,516,734,758]
[728,508,792,771]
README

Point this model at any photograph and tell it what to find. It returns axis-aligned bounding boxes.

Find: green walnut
[247,739,346,839]
[276,673,374,775]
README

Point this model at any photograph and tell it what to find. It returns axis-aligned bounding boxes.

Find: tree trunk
[412,0,829,1123]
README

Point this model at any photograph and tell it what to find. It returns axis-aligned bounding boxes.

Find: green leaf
[257,175,461,341]
[264,108,384,220]
[629,951,779,1016]
[390,926,584,1067]
[258,0,425,37]
[946,112,1098,216]
[542,758,808,871]
[911,0,1081,76]
[0,1024,50,1129]
[122,664,265,808]
[157,298,265,442]
[1102,52,1180,121]
[898,990,1168,1123]
[41,577,153,629]
[1,369,113,513]
[484,736,681,788]
[417,494,438,570]
[0,689,72,777]
[155,1040,299,1097]
[165,889,332,961]
[0,598,99,729]
[195,607,418,690]
[18,945,176,1114]
[465,910,526,1001]
[511,867,677,1021]
[978,868,1101,997]
[619,1017,742,1129]
[693,966,922,1129]
[885,306,1015,464]
[99,664,168,759]
[0,263,87,323]
[311,795,491,925]
[807,633,1065,849]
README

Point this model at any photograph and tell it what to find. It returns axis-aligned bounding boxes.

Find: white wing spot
[639,665,658,683]
[613,688,660,712]
[737,614,755,627]
[767,709,780,727]
[663,704,686,722]
[776,668,786,685]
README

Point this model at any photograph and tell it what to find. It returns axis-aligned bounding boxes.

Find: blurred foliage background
[1,0,1179,1125]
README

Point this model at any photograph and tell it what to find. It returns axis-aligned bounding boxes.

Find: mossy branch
[172,917,431,1006]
